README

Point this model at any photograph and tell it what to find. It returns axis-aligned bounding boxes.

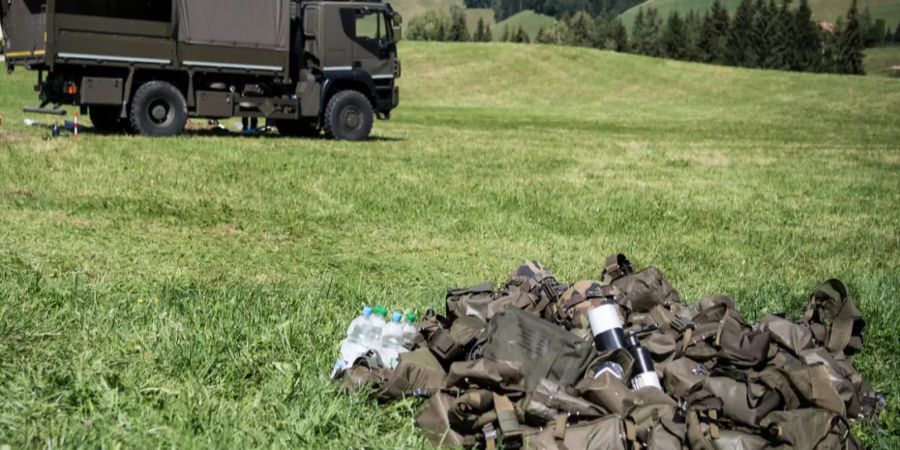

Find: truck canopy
[177,0,290,51]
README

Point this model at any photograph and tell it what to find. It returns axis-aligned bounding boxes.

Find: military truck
[0,0,401,140]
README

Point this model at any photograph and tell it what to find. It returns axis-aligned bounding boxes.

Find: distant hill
[493,10,558,40]
[620,0,900,29]
[391,0,463,20]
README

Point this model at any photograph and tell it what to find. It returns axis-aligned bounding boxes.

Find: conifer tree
[484,24,493,42]
[631,8,647,53]
[448,6,470,42]
[698,0,729,63]
[475,17,486,42]
[566,11,596,47]
[895,21,900,43]
[819,20,842,73]
[792,0,821,71]
[511,26,530,43]
[750,0,772,67]
[840,0,865,74]
[726,0,756,66]
[661,11,687,60]
[536,25,555,44]
[501,24,510,42]
[684,9,703,61]
[766,0,793,70]
[612,20,629,52]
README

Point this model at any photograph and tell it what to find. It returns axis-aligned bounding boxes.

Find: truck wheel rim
[342,106,361,130]
[148,99,174,127]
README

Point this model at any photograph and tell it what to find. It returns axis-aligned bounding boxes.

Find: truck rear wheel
[275,119,320,137]
[129,81,187,137]
[89,105,127,133]
[323,90,373,141]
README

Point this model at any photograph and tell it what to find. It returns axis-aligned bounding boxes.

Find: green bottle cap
[406,311,417,323]
[374,305,388,317]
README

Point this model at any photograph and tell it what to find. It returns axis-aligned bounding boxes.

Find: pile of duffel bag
[334,255,885,449]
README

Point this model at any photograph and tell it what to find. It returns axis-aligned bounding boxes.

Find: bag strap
[601,253,634,284]
[493,393,522,435]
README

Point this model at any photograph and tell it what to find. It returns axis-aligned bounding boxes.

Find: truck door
[3,0,47,64]
[340,7,393,78]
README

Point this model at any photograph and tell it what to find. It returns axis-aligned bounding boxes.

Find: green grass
[620,0,900,29]
[493,10,557,40]
[865,45,900,76]
[1,42,899,448]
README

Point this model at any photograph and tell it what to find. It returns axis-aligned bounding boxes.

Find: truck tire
[89,105,127,133]
[275,119,320,138]
[323,90,373,141]
[129,81,187,137]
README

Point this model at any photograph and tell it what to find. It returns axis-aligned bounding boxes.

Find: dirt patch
[56,213,90,227]
[0,188,37,199]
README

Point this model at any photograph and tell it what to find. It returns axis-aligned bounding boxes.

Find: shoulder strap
[601,253,634,284]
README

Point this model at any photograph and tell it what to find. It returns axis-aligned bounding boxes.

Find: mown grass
[1,42,899,448]
[865,45,900,77]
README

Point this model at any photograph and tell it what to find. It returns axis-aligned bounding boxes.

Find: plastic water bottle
[379,312,406,369]
[331,306,374,378]
[368,305,388,345]
[402,312,418,349]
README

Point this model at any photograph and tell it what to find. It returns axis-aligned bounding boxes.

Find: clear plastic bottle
[402,311,418,349]
[368,305,388,346]
[331,306,374,378]
[379,312,406,369]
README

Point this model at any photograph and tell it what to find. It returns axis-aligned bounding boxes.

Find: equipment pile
[333,255,885,449]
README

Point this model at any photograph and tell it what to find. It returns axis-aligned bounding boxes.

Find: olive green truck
[0,0,401,140]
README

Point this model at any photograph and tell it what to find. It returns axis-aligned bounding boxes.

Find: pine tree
[761,0,791,69]
[634,7,662,56]
[895,21,900,43]
[819,19,842,73]
[566,11,596,47]
[698,0,729,63]
[858,6,876,47]
[514,25,530,43]
[792,0,821,71]
[436,18,448,41]
[661,11,687,60]
[840,0,865,74]
[447,6,470,42]
[726,0,756,66]
[684,9,703,61]
[475,17,486,42]
[750,0,772,67]
[501,25,510,42]
[484,24,493,42]
[612,20,629,52]
[536,25,555,43]
[631,8,647,54]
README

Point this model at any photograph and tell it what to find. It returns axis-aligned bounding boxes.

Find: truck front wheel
[323,90,373,141]
[129,81,188,137]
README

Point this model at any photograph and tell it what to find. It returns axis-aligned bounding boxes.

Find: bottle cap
[392,312,403,323]
[406,311,417,323]
[362,306,373,316]
[374,305,388,317]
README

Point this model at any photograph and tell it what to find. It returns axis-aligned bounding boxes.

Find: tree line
[408,0,896,76]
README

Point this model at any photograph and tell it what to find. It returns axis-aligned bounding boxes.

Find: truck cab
[1,0,401,140]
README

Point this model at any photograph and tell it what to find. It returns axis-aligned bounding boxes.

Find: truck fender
[320,69,376,111]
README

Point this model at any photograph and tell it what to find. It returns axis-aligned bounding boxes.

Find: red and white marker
[73,112,79,138]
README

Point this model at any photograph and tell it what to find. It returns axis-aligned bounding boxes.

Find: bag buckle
[670,317,695,333]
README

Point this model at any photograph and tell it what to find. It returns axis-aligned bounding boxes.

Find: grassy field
[1,42,899,448]
[621,0,900,29]
[493,10,558,40]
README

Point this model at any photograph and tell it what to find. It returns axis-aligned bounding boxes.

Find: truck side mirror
[392,25,402,42]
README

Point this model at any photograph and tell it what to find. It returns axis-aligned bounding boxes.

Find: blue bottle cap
[363,306,373,316]
[392,312,403,323]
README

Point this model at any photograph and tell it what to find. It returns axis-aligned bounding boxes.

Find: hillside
[1,42,898,448]
[620,0,900,29]
[389,0,463,19]
[493,10,557,40]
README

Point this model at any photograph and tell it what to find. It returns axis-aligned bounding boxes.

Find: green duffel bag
[482,308,597,393]
[378,348,447,402]
[711,430,770,450]
[600,253,682,312]
[445,282,496,322]
[761,408,862,450]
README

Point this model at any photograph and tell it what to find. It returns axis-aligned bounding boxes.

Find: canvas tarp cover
[177,0,289,51]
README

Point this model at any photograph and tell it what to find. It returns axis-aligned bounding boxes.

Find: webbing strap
[552,414,567,440]
[493,393,521,434]
[602,254,634,284]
